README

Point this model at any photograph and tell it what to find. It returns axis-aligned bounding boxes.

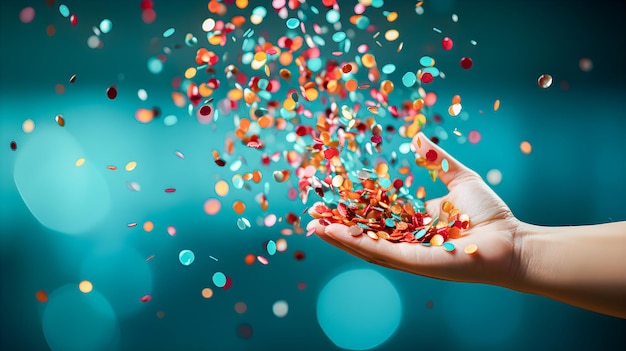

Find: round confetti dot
[142,9,156,24]
[286,18,300,29]
[99,19,112,33]
[125,161,137,171]
[266,240,277,256]
[212,272,227,288]
[201,288,213,299]
[163,115,177,126]
[36,290,48,303]
[143,221,154,232]
[464,244,478,255]
[442,242,456,252]
[19,7,36,23]
[179,250,195,266]
[460,57,473,69]
[276,238,287,252]
[204,198,221,215]
[384,29,399,41]
[441,158,449,172]
[486,169,502,185]
[272,300,289,318]
[215,180,229,197]
[137,89,148,101]
[244,254,255,265]
[467,130,481,144]
[87,35,101,49]
[402,72,416,87]
[140,295,152,303]
[22,119,35,133]
[441,37,453,50]
[147,57,163,74]
[106,86,117,99]
[425,149,438,162]
[58,4,70,17]
[520,141,532,154]
[235,302,247,314]
[75,158,85,167]
[79,280,93,293]
[167,226,176,236]
[537,74,553,88]
[579,58,593,72]
[70,14,78,26]
[420,72,434,84]
[237,323,253,339]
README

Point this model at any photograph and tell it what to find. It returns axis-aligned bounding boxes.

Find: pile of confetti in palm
[162,0,474,251]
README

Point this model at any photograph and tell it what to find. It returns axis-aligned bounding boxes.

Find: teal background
[1,0,625,350]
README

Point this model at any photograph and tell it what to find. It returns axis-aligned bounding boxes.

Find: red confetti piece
[323,147,339,159]
[106,86,117,99]
[420,72,434,84]
[294,250,305,261]
[460,57,473,69]
[10,141,17,150]
[70,14,77,26]
[370,135,383,144]
[140,295,152,302]
[425,150,438,162]
[164,188,176,193]
[442,37,453,50]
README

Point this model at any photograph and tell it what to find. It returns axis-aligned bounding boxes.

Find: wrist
[504,220,540,293]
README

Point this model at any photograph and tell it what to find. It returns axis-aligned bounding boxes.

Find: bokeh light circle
[272,300,289,318]
[13,128,110,234]
[42,284,118,351]
[204,198,221,215]
[486,169,502,186]
[317,269,402,350]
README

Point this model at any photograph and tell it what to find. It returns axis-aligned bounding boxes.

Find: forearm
[512,221,626,319]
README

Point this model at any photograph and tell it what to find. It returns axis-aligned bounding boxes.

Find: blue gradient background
[1,0,625,350]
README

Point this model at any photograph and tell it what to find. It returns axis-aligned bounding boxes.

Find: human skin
[307,132,626,319]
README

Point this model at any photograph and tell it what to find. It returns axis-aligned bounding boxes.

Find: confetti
[35,290,48,303]
[78,280,93,293]
[464,244,478,255]
[179,250,195,266]
[212,272,227,288]
[55,114,65,127]
[486,169,502,185]
[140,294,152,302]
[520,141,532,154]
[441,37,453,50]
[537,74,553,89]
[106,86,118,99]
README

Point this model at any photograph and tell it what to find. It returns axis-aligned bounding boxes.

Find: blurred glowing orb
[486,169,502,186]
[13,128,110,234]
[78,280,93,293]
[272,300,289,318]
[317,269,401,350]
[42,284,118,351]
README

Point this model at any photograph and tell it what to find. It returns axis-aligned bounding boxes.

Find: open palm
[307,132,523,287]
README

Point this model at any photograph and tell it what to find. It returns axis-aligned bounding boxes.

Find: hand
[307,132,524,288]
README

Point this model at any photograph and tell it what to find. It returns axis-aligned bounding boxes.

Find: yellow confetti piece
[75,158,85,167]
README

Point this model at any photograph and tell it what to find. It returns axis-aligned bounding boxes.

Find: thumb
[411,132,478,189]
